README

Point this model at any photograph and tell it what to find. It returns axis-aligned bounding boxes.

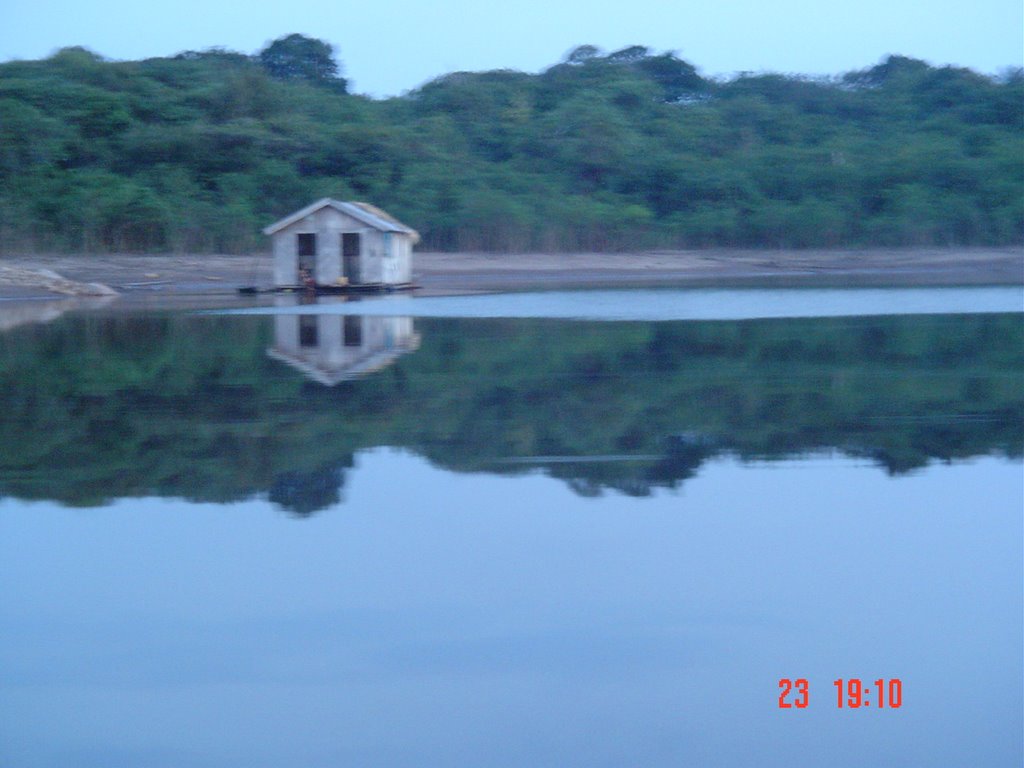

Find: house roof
[263,198,420,243]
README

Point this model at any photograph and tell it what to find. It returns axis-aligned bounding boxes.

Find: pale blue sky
[2,0,1022,96]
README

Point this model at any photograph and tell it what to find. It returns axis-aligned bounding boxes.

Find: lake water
[1,287,1021,767]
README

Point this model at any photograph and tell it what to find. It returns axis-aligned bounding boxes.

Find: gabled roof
[263,198,420,242]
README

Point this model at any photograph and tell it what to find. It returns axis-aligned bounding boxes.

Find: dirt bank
[0,247,1020,303]
[414,247,1024,291]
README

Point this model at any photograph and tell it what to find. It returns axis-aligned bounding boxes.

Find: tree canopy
[258,33,346,88]
[0,42,1020,253]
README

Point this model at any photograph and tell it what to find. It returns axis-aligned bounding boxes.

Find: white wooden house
[263,199,419,288]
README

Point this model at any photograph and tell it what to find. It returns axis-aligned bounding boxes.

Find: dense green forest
[1,311,1020,513]
[0,35,1022,253]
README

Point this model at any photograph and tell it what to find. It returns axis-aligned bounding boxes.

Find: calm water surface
[222,285,1024,321]
[1,288,1021,767]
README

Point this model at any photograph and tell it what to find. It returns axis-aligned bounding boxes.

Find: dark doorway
[342,233,361,284]
[299,315,318,347]
[343,315,363,347]
[297,233,316,283]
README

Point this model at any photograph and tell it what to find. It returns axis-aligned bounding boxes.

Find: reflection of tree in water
[646,435,717,487]
[268,457,352,516]
[0,312,1020,510]
[415,314,1023,497]
[545,436,715,498]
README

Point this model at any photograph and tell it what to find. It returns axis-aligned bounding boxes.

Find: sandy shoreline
[0,247,1021,304]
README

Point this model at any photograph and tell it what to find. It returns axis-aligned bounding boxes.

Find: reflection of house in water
[267,311,420,386]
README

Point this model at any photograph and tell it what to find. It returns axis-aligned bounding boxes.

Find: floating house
[263,199,419,289]
[267,308,421,386]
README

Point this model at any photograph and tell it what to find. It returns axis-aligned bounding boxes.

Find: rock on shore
[0,265,118,297]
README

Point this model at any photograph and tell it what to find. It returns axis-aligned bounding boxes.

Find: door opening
[342,233,361,284]
[299,315,318,347]
[297,233,316,284]
[343,315,363,347]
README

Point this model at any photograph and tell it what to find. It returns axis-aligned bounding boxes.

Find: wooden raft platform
[238,282,417,296]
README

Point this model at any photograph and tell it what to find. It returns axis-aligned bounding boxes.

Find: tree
[636,53,706,102]
[258,34,346,89]
[566,45,601,64]
[842,55,931,88]
[0,43,1020,253]
[607,45,650,63]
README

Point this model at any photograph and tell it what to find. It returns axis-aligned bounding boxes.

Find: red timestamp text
[778,678,903,709]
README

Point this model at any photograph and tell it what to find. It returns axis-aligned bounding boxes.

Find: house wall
[271,206,415,286]
[360,230,384,284]
[367,231,414,285]
[271,230,297,287]
[272,208,367,286]
[395,236,413,283]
